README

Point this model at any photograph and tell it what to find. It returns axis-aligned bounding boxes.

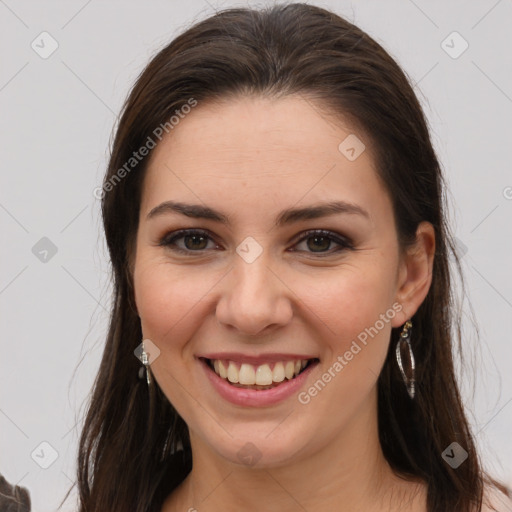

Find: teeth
[227,361,239,383]
[209,358,313,386]
[239,363,255,385]
[284,361,295,380]
[255,364,273,385]
[218,360,228,379]
[272,362,285,382]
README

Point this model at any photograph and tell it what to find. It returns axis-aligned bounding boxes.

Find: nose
[215,251,293,337]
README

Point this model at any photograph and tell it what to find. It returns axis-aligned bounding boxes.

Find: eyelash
[158,229,354,257]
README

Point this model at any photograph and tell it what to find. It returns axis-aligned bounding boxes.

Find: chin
[199,428,310,470]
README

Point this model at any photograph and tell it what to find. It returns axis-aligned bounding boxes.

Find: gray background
[1,0,511,510]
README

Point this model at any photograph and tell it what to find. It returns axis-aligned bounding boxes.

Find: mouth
[199,357,320,391]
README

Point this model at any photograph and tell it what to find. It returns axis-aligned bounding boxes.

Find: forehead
[140,94,388,223]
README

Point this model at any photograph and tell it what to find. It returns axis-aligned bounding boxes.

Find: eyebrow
[146,200,370,227]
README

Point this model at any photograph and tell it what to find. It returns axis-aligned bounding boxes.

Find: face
[133,94,416,468]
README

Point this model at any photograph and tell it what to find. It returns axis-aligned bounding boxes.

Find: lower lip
[199,358,319,407]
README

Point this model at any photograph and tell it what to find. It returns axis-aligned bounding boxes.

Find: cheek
[294,261,397,394]
[303,275,395,404]
[298,263,395,340]
[133,259,218,347]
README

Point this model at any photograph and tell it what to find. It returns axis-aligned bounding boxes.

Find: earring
[395,320,415,399]
[138,339,152,387]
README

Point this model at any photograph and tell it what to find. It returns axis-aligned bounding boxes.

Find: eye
[159,228,353,256]
[290,229,353,256]
[158,229,219,254]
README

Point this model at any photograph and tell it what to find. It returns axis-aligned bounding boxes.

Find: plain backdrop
[1,1,511,510]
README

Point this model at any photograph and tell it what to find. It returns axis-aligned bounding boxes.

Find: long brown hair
[67,3,509,511]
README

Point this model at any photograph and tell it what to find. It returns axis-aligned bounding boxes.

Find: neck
[164,390,425,512]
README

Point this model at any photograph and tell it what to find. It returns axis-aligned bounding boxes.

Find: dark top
[0,474,31,512]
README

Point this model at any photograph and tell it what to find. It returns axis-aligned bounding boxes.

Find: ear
[391,221,436,328]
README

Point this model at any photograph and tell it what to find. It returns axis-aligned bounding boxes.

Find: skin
[132,94,435,511]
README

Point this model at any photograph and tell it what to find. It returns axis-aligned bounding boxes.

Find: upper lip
[198,352,319,365]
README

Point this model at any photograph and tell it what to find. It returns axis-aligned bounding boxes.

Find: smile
[198,355,320,406]
[204,358,318,389]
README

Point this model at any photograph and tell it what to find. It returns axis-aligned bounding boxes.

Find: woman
[70,3,511,511]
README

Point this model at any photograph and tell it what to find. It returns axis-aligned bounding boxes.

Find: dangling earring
[138,339,152,387]
[396,320,415,399]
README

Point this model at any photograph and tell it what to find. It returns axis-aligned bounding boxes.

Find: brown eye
[182,233,208,250]
[159,228,353,257]
[159,229,218,254]
[292,230,353,256]
[306,235,331,252]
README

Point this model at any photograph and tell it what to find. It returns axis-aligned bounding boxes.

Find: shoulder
[481,483,512,512]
